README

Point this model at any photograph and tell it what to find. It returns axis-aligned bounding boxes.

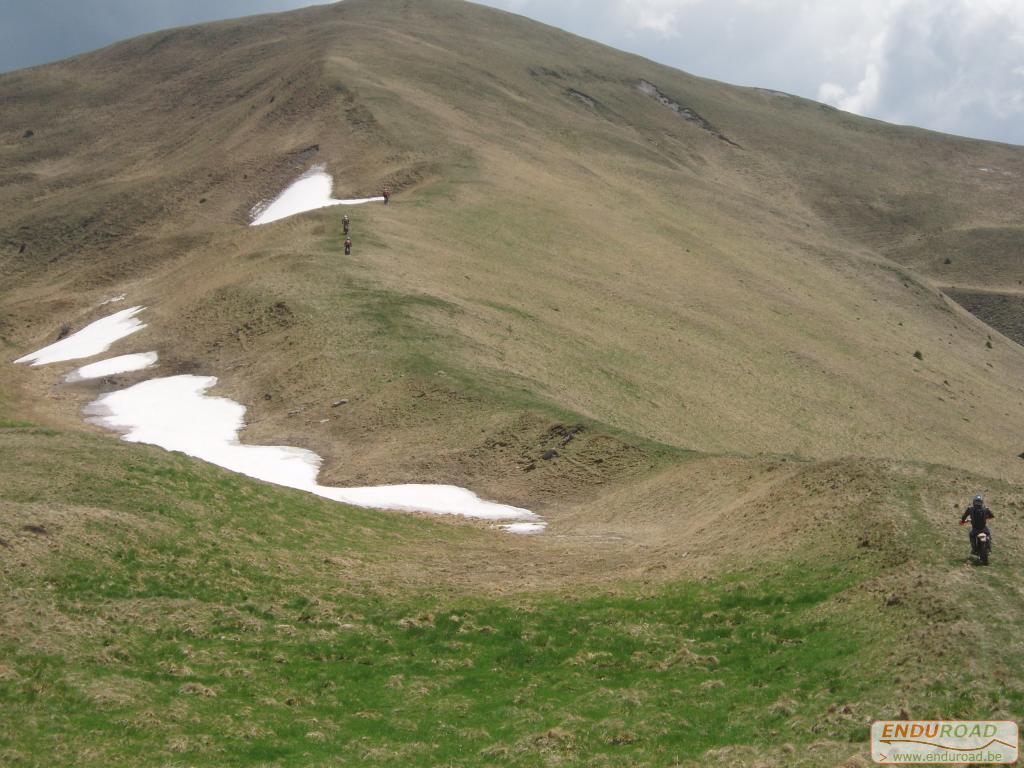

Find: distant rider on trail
[342,214,350,235]
[344,237,352,255]
[960,494,994,555]
[382,186,391,205]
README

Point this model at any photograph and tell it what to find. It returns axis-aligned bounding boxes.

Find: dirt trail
[369,456,931,592]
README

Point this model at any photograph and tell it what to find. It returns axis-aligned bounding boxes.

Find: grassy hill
[2,0,1024,764]
[3,385,1024,766]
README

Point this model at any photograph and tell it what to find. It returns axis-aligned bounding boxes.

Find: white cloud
[614,0,692,36]
[817,63,881,114]
[814,10,894,114]
[818,82,846,103]
[632,8,680,36]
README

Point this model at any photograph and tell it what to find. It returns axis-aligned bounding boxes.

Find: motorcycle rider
[960,494,994,555]
[344,237,352,255]
[342,214,350,235]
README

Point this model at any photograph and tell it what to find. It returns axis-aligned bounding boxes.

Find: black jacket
[961,505,994,531]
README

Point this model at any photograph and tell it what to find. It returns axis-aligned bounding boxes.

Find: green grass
[11,580,865,765]
[1,540,885,765]
[5,425,1022,766]
[0,417,34,428]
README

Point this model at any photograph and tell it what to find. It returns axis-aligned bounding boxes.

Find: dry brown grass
[2,1,1024,519]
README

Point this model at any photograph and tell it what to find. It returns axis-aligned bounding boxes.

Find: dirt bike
[974,530,991,566]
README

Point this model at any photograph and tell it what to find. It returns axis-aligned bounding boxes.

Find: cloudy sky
[1,0,1022,145]
[0,1,335,73]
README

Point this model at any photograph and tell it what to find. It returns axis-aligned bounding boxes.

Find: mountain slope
[3,0,1024,498]
[3,3,1024,765]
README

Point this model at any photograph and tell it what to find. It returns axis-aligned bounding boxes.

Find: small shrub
[913,350,923,360]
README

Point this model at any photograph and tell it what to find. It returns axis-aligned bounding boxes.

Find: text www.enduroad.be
[889,751,1005,762]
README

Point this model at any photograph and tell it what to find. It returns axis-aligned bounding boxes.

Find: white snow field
[15,306,147,366]
[86,375,545,529]
[250,166,385,226]
[65,352,158,382]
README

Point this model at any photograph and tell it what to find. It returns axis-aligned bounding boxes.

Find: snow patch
[65,352,158,382]
[250,166,385,226]
[15,307,147,366]
[100,294,127,306]
[86,375,544,528]
[500,522,547,535]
